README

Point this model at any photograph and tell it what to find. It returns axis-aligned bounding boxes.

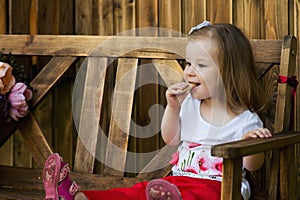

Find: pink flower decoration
[0,62,16,95]
[184,166,198,174]
[8,82,32,121]
[214,162,222,172]
[198,157,208,171]
[188,143,201,148]
[170,152,179,166]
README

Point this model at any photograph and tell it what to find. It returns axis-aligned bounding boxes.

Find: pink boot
[146,179,182,200]
[43,153,78,200]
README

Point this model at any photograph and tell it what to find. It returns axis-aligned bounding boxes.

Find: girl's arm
[242,128,272,171]
[161,105,181,145]
[161,82,190,146]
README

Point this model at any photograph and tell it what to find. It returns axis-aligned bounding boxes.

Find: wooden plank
[121,0,136,35]
[181,0,206,35]
[29,0,37,35]
[0,165,146,191]
[0,188,44,200]
[264,0,289,39]
[13,130,32,168]
[159,0,181,36]
[295,0,300,132]
[0,0,6,33]
[279,145,298,199]
[268,149,279,200]
[38,0,58,34]
[274,35,297,132]
[211,132,300,159]
[136,0,158,36]
[233,0,264,39]
[11,0,30,34]
[221,158,242,200]
[104,58,138,176]
[74,57,108,173]
[137,145,177,179]
[30,56,76,107]
[59,0,74,34]
[75,0,93,34]
[0,35,283,62]
[152,59,183,86]
[16,112,53,168]
[98,0,114,35]
[52,79,74,167]
[0,137,13,165]
[207,0,232,24]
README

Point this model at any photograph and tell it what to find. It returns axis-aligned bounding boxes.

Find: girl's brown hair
[189,23,266,115]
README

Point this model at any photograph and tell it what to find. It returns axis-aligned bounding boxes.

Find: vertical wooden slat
[221,158,242,200]
[98,0,114,35]
[136,0,158,36]
[10,0,32,168]
[0,0,10,165]
[158,0,181,36]
[29,0,38,66]
[104,58,138,176]
[233,0,264,39]
[0,0,7,33]
[75,0,93,35]
[294,0,300,188]
[264,0,289,39]
[59,0,74,34]
[113,0,136,35]
[74,57,108,173]
[206,0,232,24]
[181,0,206,35]
[279,145,298,200]
[121,0,136,35]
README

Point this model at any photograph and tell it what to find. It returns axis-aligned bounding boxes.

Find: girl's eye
[198,64,206,68]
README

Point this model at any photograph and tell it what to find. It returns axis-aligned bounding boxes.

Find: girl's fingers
[249,128,272,138]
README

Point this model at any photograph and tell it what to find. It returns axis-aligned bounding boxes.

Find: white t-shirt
[171,94,263,200]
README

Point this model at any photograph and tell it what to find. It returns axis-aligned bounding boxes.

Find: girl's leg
[162,176,221,200]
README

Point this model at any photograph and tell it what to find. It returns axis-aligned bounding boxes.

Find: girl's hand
[242,128,272,140]
[166,82,191,108]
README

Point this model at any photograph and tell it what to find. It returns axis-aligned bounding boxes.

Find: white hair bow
[188,21,211,35]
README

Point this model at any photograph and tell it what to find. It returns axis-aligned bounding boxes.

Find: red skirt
[82,176,221,200]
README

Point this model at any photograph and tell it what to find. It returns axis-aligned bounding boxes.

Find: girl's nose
[184,64,195,76]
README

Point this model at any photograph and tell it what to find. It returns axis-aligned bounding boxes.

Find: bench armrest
[211,131,300,200]
[211,131,300,158]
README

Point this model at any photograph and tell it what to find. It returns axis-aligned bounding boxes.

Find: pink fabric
[82,176,221,200]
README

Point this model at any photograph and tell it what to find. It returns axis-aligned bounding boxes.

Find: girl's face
[183,37,221,101]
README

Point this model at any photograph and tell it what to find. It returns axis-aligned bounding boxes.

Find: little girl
[43,22,271,200]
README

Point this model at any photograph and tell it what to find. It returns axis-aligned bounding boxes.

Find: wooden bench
[0,34,299,200]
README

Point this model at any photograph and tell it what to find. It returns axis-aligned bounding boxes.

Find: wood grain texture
[207,0,232,23]
[234,0,264,39]
[181,0,206,35]
[74,57,108,173]
[221,158,242,200]
[0,0,6,33]
[159,0,181,36]
[104,58,138,176]
[16,112,53,168]
[30,56,77,107]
